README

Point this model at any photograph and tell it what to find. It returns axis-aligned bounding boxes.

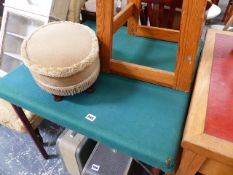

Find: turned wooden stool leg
[150,167,161,175]
[86,83,96,93]
[53,95,63,102]
[176,149,206,175]
[11,104,49,159]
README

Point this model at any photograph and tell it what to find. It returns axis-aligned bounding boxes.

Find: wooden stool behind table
[96,0,207,92]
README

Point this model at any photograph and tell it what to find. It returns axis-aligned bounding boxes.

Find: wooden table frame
[176,30,233,175]
[96,0,207,92]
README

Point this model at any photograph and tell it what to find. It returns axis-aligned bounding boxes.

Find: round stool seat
[21,21,100,96]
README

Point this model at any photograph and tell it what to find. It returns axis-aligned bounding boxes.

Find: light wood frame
[176,30,233,175]
[96,0,207,92]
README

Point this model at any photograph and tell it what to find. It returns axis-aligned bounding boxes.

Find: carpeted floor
[0,120,68,175]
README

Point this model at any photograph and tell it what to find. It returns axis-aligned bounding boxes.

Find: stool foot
[86,84,96,93]
[54,95,63,102]
[150,167,161,175]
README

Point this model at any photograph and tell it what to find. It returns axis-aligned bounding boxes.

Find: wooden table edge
[181,29,233,168]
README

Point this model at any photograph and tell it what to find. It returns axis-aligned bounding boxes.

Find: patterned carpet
[0,120,69,175]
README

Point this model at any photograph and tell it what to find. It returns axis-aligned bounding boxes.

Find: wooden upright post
[128,0,140,35]
[96,0,114,72]
[175,0,207,91]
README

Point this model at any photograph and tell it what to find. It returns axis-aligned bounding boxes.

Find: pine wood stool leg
[96,0,114,72]
[176,149,206,175]
[11,104,49,159]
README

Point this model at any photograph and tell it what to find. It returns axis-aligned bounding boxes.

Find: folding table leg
[11,104,49,159]
[35,128,43,143]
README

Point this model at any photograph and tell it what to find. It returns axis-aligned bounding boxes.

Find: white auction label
[91,164,100,171]
[85,114,96,122]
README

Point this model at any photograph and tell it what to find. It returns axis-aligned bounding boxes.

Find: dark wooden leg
[212,0,219,5]
[11,104,49,159]
[206,0,212,10]
[86,83,96,93]
[223,0,233,24]
[150,168,161,175]
[140,4,148,26]
[54,95,63,102]
[148,2,155,26]
[158,4,164,27]
[35,128,43,143]
[168,6,175,29]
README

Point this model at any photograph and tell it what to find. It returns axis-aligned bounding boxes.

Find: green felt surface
[0,66,189,172]
[86,21,177,71]
[0,22,203,173]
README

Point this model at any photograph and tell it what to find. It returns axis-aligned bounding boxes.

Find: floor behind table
[0,120,68,175]
[0,120,151,175]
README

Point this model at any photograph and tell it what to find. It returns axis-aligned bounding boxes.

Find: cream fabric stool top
[21,21,100,96]
[0,98,42,133]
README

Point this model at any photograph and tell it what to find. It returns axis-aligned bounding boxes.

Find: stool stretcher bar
[136,25,180,42]
[110,59,175,87]
[96,0,207,92]
[113,2,135,33]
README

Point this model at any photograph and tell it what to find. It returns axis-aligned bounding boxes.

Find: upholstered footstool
[21,21,100,98]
